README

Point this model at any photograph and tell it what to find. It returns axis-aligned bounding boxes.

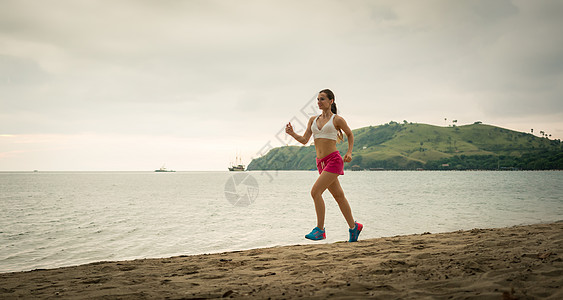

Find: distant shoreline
[248,122,563,171]
[2,169,562,173]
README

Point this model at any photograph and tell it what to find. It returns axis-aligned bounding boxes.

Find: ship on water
[155,165,175,172]
[228,154,245,171]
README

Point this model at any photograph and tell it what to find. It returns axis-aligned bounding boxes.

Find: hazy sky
[1,0,562,171]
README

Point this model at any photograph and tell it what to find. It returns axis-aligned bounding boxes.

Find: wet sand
[1,222,562,299]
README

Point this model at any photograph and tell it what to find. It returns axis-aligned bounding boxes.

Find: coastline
[1,222,562,299]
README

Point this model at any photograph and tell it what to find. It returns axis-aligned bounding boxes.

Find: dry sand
[1,222,562,299]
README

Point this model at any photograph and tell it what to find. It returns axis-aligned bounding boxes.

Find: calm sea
[1,171,562,273]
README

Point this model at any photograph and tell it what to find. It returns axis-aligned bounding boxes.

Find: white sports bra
[312,114,338,140]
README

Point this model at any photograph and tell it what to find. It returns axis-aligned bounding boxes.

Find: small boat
[155,165,175,172]
[228,164,245,171]
[228,154,245,171]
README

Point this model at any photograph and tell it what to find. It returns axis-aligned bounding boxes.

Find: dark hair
[319,88,343,141]
[319,89,337,114]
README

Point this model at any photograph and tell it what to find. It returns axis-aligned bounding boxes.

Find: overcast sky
[1,0,562,171]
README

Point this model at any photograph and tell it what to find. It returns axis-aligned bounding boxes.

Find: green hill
[247,122,563,170]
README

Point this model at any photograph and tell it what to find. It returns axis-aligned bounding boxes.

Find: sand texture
[1,222,562,299]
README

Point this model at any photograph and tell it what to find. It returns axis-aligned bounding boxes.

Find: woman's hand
[343,152,352,163]
[285,122,294,136]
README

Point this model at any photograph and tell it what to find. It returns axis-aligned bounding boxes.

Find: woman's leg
[327,178,355,229]
[310,171,339,229]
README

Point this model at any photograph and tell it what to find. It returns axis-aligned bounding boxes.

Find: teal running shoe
[305,227,326,240]
[349,222,363,242]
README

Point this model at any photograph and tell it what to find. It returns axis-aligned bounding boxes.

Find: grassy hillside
[248,122,563,170]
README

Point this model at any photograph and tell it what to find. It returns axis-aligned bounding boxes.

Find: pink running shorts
[316,151,344,175]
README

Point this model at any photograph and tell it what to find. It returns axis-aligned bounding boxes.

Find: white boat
[155,165,175,172]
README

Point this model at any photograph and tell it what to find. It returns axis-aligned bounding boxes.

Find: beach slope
[1,222,562,299]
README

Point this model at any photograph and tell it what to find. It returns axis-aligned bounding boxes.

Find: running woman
[285,89,363,242]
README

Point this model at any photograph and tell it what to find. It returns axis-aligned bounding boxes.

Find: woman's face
[317,92,333,110]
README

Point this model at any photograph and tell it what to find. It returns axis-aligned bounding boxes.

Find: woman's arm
[286,116,315,145]
[335,116,354,162]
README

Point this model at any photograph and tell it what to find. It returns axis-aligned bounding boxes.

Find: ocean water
[1,170,562,273]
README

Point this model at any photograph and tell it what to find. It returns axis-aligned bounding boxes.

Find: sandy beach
[1,222,562,299]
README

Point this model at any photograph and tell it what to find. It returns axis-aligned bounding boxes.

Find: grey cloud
[1,0,562,138]
[0,55,50,85]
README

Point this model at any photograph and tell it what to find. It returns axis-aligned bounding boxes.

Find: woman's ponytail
[320,89,337,114]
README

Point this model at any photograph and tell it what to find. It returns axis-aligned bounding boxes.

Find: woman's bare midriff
[314,138,338,159]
